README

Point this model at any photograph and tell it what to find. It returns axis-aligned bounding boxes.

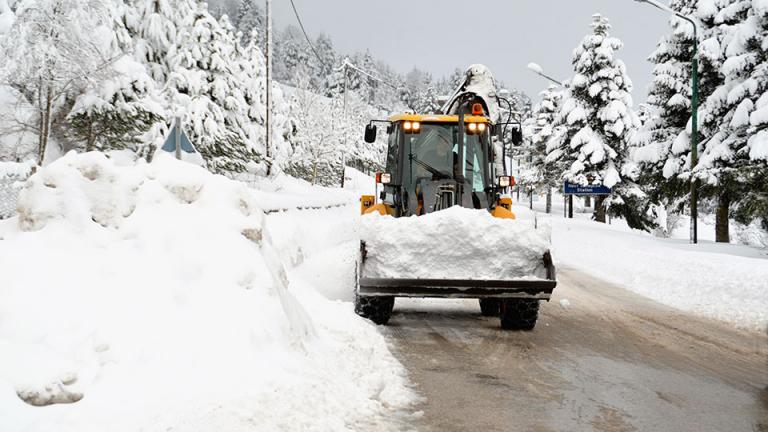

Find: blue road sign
[563,181,612,195]
[161,124,197,154]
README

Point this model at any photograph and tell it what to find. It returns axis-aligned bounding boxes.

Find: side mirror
[511,128,523,146]
[364,124,377,143]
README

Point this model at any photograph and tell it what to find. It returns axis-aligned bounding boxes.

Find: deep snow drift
[0,153,416,431]
[360,207,551,280]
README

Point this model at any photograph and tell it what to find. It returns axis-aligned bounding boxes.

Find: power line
[288,0,326,68]
[287,0,399,91]
[340,59,400,90]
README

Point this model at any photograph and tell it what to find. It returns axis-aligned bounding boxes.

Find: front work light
[403,121,420,133]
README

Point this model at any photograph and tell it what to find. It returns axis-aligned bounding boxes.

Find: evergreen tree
[696,0,767,241]
[314,33,337,93]
[165,10,259,173]
[549,14,648,228]
[530,85,563,213]
[234,0,263,45]
[67,56,163,152]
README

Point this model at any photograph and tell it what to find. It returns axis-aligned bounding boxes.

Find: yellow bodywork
[492,196,516,219]
[361,194,516,219]
[388,113,490,124]
[360,195,394,216]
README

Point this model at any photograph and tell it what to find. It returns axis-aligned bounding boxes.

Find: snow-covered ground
[520,194,768,331]
[0,154,416,431]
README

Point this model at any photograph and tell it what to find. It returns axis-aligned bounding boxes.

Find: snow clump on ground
[360,206,552,280]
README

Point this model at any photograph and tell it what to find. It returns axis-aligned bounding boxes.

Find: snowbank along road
[383,268,768,432]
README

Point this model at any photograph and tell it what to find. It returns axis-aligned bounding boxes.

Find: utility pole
[265,0,273,175]
[341,61,349,149]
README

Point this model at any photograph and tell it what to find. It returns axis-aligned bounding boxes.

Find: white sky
[260,1,672,105]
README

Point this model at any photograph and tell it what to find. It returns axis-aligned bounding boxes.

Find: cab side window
[385,125,399,179]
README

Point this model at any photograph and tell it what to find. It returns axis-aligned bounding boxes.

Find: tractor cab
[363,107,517,218]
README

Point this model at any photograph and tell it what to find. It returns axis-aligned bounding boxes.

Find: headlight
[497,176,514,187]
[477,123,487,133]
[411,121,420,131]
[376,172,391,184]
[468,122,478,133]
[403,121,412,131]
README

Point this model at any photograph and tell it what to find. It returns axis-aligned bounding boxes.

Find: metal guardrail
[0,174,28,220]
[262,202,351,214]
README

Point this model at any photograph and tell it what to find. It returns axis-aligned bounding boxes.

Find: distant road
[383,268,768,432]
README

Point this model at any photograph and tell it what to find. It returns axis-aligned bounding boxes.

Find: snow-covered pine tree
[401,69,438,113]
[347,51,378,105]
[530,85,563,213]
[275,25,318,89]
[115,0,198,159]
[314,33,337,94]
[165,9,258,173]
[67,56,163,153]
[234,0,263,45]
[635,0,698,193]
[549,14,647,228]
[635,0,736,237]
[696,0,767,241]
[66,1,164,153]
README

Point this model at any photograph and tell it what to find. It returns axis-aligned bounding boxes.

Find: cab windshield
[403,123,489,194]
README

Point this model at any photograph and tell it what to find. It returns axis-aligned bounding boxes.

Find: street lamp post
[527,63,571,217]
[633,0,699,244]
[527,63,564,87]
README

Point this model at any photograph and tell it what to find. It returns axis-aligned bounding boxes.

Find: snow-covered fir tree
[696,0,768,241]
[233,0,263,45]
[548,14,648,228]
[633,0,742,237]
[401,69,440,113]
[164,10,259,173]
[530,85,563,213]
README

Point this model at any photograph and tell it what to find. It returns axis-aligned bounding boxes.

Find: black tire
[354,295,395,325]
[500,299,540,330]
[479,299,500,316]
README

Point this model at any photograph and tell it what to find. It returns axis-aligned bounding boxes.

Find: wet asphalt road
[382,268,768,432]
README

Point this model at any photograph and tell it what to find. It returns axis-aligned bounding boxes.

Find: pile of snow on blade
[360,207,551,280]
[0,152,416,431]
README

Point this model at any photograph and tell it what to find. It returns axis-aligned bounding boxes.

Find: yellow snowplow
[354,68,557,330]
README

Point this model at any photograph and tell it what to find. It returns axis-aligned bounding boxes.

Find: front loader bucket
[358,251,557,300]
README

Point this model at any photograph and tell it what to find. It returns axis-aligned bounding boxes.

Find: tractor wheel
[354,295,395,325]
[479,299,500,316]
[500,299,540,330]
